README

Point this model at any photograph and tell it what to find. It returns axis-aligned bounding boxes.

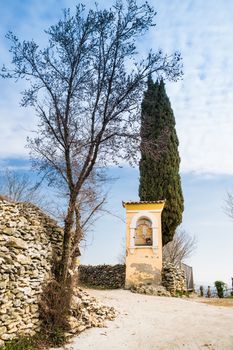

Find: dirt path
[62,289,233,350]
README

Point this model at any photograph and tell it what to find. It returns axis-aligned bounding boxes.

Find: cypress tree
[139,77,184,245]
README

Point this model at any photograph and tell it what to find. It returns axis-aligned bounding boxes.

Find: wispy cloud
[148,0,233,175]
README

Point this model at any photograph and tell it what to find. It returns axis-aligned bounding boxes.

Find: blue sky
[0,0,233,287]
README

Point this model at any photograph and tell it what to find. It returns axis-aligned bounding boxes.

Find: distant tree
[117,237,126,264]
[139,77,184,245]
[0,168,106,234]
[0,168,41,202]
[162,229,197,266]
[214,280,226,298]
[224,191,233,220]
[2,1,182,284]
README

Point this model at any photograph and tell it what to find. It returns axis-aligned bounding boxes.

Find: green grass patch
[175,290,186,298]
[0,337,39,350]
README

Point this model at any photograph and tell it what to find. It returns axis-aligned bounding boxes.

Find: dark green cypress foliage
[139,77,184,245]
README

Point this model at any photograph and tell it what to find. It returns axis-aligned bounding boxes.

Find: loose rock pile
[162,262,187,296]
[131,284,171,297]
[67,288,117,335]
[78,264,125,289]
[0,199,63,344]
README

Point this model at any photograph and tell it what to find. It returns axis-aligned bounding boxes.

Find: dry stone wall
[0,199,63,344]
[78,264,126,289]
[162,262,186,296]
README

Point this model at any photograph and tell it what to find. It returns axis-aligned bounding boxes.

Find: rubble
[130,262,187,297]
[67,288,117,335]
[131,284,171,297]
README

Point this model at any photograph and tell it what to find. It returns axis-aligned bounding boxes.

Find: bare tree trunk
[70,205,83,270]
[60,195,77,282]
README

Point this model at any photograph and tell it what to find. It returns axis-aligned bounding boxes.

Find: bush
[214,280,226,298]
[38,279,72,346]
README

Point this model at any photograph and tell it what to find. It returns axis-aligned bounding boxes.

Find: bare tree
[0,168,108,248]
[2,1,182,283]
[163,229,197,266]
[52,168,107,226]
[117,236,126,264]
[224,192,233,220]
[0,168,41,203]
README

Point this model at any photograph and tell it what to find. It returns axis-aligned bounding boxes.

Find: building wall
[0,199,63,343]
[124,203,164,288]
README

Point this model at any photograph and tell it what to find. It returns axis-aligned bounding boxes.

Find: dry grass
[38,279,73,347]
[200,298,233,307]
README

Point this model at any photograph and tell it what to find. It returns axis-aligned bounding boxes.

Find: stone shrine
[123,201,165,288]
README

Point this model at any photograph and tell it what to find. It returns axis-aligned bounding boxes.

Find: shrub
[38,279,72,346]
[214,280,226,298]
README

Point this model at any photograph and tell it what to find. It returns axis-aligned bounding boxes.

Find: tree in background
[0,168,106,239]
[214,280,226,298]
[224,191,233,220]
[162,229,197,266]
[0,168,40,202]
[139,77,184,245]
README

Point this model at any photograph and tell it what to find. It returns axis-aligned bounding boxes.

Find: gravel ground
[57,289,233,350]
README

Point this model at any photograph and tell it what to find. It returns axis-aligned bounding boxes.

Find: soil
[199,298,233,307]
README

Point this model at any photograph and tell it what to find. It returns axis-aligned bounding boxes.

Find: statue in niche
[135,218,152,246]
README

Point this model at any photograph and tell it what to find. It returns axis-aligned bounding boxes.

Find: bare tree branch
[0,168,45,206]
[224,191,233,220]
[163,229,197,266]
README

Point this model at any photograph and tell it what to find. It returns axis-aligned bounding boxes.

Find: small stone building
[123,201,165,288]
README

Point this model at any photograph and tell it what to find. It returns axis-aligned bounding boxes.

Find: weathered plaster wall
[125,247,162,288]
[0,199,63,343]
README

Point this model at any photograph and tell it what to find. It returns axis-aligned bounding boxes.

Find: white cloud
[0,81,37,159]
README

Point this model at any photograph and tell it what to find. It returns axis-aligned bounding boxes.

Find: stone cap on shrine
[122,200,165,211]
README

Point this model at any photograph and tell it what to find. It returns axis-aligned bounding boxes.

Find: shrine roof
[122,200,165,207]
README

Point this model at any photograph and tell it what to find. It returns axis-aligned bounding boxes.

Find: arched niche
[129,211,158,254]
[135,217,153,246]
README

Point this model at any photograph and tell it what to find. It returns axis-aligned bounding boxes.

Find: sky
[0,0,232,288]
